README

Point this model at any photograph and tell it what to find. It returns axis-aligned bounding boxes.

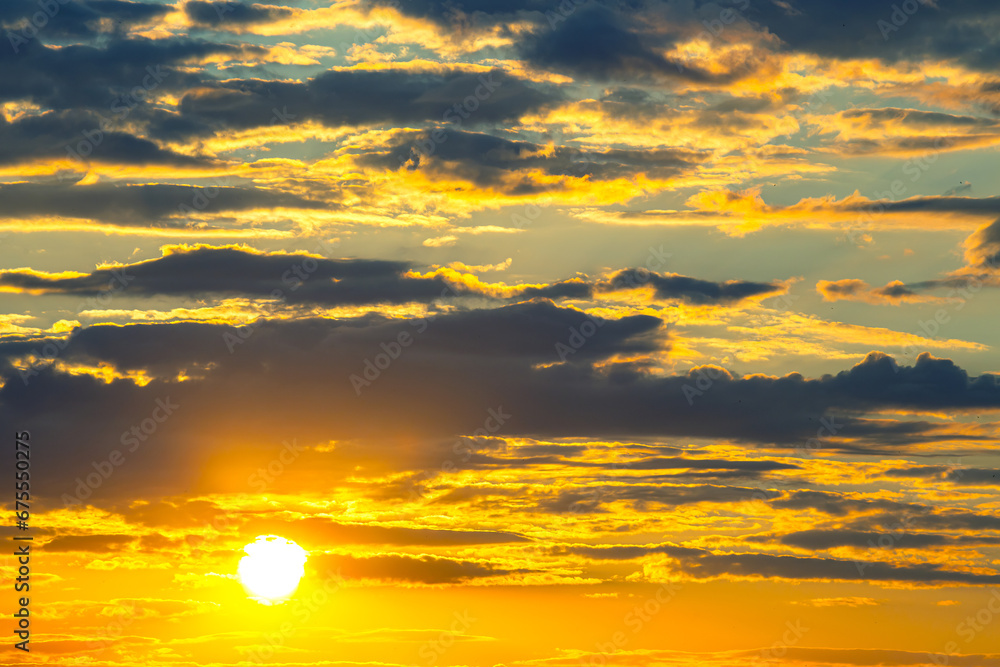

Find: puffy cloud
[0,245,786,307]
[310,552,526,584]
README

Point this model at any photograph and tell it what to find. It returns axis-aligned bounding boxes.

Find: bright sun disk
[238,535,308,604]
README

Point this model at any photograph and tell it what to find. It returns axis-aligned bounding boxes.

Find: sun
[238,535,308,604]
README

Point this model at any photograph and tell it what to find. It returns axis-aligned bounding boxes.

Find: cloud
[559,533,1000,585]
[0,36,259,111]
[311,552,523,584]
[1,0,170,41]
[0,184,319,225]
[769,490,1000,532]
[816,279,948,305]
[605,269,785,304]
[0,112,207,168]
[816,215,1000,303]
[805,108,1000,157]
[184,1,296,28]
[43,534,135,552]
[674,550,1000,585]
[522,5,691,82]
[367,0,544,28]
[884,465,1000,486]
[3,297,999,506]
[362,127,703,191]
[743,0,1000,73]
[159,68,558,140]
[553,543,703,560]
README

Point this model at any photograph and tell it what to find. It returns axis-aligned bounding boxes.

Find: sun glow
[238,535,308,604]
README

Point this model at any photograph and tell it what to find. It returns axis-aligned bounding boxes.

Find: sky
[2,0,1000,665]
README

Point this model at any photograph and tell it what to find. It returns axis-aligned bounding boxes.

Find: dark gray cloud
[884,465,1000,486]
[677,550,1000,585]
[769,491,1000,532]
[43,534,135,552]
[0,37,253,111]
[603,269,784,304]
[310,552,525,584]
[520,4,766,84]
[454,454,797,480]
[847,195,1000,216]
[240,517,530,548]
[366,0,547,28]
[740,0,1000,72]
[831,217,1000,299]
[775,529,1000,550]
[1,0,170,41]
[0,246,780,306]
[0,112,208,168]
[841,108,998,128]
[369,0,1000,83]
[553,543,704,560]
[0,36,261,166]
[0,183,315,224]
[3,302,999,508]
[559,535,1000,584]
[184,1,296,27]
